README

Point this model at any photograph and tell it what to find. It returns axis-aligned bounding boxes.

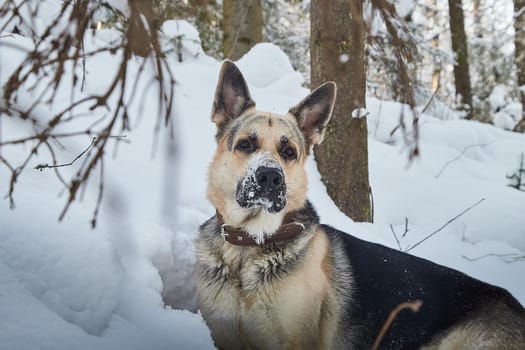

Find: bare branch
[389,224,402,251]
[421,85,440,115]
[463,253,525,263]
[402,217,409,238]
[406,198,486,252]
[34,137,97,171]
[0,0,176,222]
[90,157,105,229]
[369,0,420,160]
[435,143,493,178]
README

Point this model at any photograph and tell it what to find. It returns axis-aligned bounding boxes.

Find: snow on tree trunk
[448,0,473,119]
[310,0,372,222]
[222,0,263,60]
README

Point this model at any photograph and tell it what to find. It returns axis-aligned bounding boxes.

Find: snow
[339,53,349,63]
[395,0,416,18]
[352,107,368,119]
[161,20,212,63]
[1,6,525,350]
[489,85,522,130]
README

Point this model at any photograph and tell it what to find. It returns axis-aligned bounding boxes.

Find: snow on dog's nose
[236,153,287,213]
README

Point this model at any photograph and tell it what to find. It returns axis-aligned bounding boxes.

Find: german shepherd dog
[195,61,525,349]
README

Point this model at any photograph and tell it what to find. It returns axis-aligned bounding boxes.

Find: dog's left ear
[288,82,336,146]
[211,60,255,135]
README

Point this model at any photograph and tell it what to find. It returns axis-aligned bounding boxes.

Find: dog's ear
[211,60,255,134]
[288,82,336,146]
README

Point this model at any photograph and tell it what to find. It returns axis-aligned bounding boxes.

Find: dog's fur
[195,61,525,349]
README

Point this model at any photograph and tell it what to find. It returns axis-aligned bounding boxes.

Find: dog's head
[207,60,336,241]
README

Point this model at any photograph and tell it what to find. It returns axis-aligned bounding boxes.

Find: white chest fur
[196,230,338,350]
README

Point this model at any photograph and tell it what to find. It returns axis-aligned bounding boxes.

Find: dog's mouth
[236,166,287,213]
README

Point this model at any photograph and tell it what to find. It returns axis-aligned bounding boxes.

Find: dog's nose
[255,167,284,190]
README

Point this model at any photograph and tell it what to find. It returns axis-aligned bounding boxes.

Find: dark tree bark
[448,0,473,118]
[128,0,155,57]
[310,0,371,222]
[514,0,525,132]
[223,0,262,60]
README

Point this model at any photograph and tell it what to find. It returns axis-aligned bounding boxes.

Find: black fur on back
[324,224,525,349]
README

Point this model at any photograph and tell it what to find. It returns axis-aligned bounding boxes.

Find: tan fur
[422,301,525,350]
[422,324,523,350]
[273,229,336,349]
[196,224,341,350]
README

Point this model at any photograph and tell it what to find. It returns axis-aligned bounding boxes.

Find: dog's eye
[236,139,256,153]
[281,146,296,160]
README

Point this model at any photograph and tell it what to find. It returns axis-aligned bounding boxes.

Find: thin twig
[390,224,402,251]
[80,33,86,92]
[435,143,492,178]
[463,253,525,263]
[34,137,97,171]
[369,186,374,223]
[402,217,409,238]
[90,157,104,229]
[406,198,485,252]
[371,300,423,350]
[421,84,439,114]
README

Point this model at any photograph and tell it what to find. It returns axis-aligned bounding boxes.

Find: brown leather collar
[216,211,306,246]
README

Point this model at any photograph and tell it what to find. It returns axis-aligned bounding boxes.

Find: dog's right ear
[211,60,255,136]
[288,82,336,147]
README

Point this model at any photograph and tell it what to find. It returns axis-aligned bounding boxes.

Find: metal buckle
[220,224,229,241]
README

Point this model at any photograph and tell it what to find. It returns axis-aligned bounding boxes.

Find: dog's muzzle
[236,166,287,213]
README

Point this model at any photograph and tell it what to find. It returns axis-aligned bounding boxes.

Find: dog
[195,60,525,349]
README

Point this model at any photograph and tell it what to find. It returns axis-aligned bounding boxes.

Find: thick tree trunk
[223,0,262,60]
[514,0,525,132]
[311,0,371,222]
[127,0,155,57]
[448,0,473,118]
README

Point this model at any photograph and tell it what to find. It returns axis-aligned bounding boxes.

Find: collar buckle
[220,224,229,241]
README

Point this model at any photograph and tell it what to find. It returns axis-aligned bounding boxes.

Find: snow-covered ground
[1,6,525,350]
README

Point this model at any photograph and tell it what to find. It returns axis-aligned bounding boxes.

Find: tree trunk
[127,0,155,57]
[428,0,441,92]
[190,0,220,57]
[514,0,525,132]
[448,0,473,118]
[223,0,262,60]
[311,0,371,222]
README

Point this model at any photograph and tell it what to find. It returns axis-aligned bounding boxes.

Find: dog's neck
[215,201,319,246]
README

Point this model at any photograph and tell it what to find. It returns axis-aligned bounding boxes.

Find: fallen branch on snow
[463,253,525,263]
[435,143,493,178]
[406,198,485,252]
